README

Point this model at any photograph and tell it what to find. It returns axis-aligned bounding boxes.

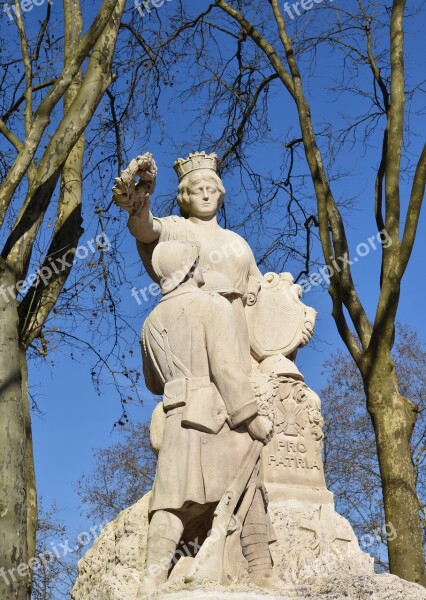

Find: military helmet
[152,240,200,294]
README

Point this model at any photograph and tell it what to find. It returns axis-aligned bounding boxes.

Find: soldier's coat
[142,286,258,513]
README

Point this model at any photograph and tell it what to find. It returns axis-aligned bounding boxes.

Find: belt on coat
[163,376,211,411]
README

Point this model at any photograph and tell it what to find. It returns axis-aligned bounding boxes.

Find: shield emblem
[245,272,316,360]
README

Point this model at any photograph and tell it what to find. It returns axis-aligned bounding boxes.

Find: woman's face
[188,177,221,218]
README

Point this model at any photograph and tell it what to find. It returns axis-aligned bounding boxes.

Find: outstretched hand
[112,152,157,216]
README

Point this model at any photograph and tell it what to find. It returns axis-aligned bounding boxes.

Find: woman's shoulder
[219,227,253,254]
[221,226,249,242]
[155,214,184,225]
[155,215,187,242]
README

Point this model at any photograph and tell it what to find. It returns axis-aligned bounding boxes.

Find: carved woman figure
[113,151,263,366]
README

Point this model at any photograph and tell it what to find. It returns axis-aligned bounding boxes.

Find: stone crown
[173,152,218,181]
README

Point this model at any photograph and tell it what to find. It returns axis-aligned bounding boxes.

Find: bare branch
[220,73,279,168]
[2,0,127,274]
[13,0,33,137]
[0,118,23,152]
[399,143,426,275]
[368,0,408,357]
[19,0,86,347]
[0,0,122,227]
[384,0,406,245]
[375,130,387,234]
[274,0,372,352]
[1,81,56,123]
[214,0,295,96]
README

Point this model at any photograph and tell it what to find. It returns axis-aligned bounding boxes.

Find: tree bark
[366,364,426,586]
[0,259,27,600]
[20,350,36,599]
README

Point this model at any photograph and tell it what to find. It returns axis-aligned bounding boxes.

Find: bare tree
[0,2,127,598]
[159,0,426,585]
[78,421,156,523]
[0,0,205,593]
[322,324,426,571]
[31,502,73,600]
[2,0,424,593]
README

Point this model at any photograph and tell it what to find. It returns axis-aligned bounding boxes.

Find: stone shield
[245,272,317,361]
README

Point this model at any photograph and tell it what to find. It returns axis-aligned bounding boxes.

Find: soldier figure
[140,240,278,591]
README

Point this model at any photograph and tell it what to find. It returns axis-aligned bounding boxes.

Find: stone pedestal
[71,492,426,600]
[252,373,374,586]
[70,372,426,600]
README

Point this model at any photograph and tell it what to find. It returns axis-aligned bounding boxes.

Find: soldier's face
[188,178,221,218]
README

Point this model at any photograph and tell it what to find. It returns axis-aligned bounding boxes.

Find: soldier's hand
[246,415,273,445]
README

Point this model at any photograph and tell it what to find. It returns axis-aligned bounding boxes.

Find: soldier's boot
[138,510,184,595]
[241,490,283,590]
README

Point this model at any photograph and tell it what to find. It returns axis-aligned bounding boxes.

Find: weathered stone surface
[268,500,373,584]
[71,493,150,600]
[149,574,426,599]
[71,492,426,600]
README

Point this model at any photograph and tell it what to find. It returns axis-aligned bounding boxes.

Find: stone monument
[71,153,426,600]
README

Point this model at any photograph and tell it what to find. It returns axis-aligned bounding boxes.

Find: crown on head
[173,152,218,182]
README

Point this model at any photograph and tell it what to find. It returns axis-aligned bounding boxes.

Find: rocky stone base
[71,492,426,600]
[146,594,287,600]
[267,499,374,585]
[143,574,426,600]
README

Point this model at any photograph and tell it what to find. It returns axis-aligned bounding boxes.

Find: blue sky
[1,0,425,563]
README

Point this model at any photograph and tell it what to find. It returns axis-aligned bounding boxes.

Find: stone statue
[139,239,277,591]
[110,152,368,594]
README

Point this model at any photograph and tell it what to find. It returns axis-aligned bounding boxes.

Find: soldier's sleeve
[205,296,258,428]
[141,323,164,396]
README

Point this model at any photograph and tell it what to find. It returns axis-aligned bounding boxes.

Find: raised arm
[128,201,161,245]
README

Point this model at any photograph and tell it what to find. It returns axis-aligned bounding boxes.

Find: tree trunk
[367,366,426,586]
[0,259,28,600]
[20,350,36,599]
